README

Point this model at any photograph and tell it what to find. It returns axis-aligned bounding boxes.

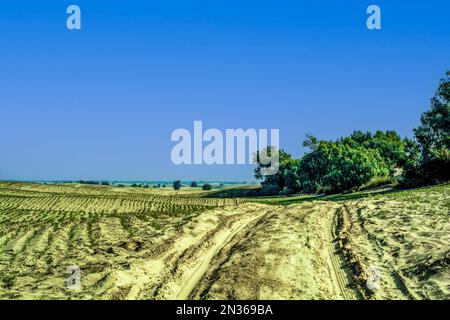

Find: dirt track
[185,202,352,300]
[0,182,449,299]
[325,207,358,300]
[175,212,267,299]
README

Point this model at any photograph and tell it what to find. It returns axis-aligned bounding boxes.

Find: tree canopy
[173,180,182,190]
[254,72,449,195]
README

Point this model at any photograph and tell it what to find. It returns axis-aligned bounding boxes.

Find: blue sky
[0,1,449,181]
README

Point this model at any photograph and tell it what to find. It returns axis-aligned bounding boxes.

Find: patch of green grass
[253,184,450,205]
[358,176,397,191]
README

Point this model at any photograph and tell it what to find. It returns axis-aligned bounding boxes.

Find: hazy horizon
[2,179,256,184]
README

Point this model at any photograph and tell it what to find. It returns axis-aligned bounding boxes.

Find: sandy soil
[341,187,450,299]
[0,182,448,299]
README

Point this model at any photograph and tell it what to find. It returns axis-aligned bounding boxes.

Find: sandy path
[187,203,360,300]
[96,204,271,300]
[175,213,265,299]
[325,206,358,300]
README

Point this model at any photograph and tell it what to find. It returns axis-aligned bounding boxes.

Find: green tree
[299,141,389,193]
[173,180,182,190]
[302,134,319,151]
[341,130,407,174]
[321,143,388,193]
[190,181,198,188]
[298,148,329,193]
[254,147,294,194]
[202,183,212,191]
[283,159,302,193]
[407,71,450,184]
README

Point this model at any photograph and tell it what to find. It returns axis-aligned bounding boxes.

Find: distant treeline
[256,71,450,195]
[172,180,219,191]
[77,180,110,186]
[74,180,245,189]
[75,180,221,191]
[76,180,166,188]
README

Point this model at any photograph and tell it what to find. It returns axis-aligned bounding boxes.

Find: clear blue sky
[1,1,449,181]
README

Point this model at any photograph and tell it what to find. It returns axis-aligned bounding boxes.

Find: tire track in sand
[325,206,358,300]
[175,212,266,300]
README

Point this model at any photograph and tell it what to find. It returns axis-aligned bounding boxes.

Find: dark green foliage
[254,148,297,194]
[173,180,182,190]
[255,140,391,194]
[203,186,266,198]
[254,72,449,194]
[283,160,302,193]
[260,183,282,195]
[190,181,198,188]
[318,142,388,193]
[254,148,291,181]
[78,180,99,185]
[298,148,329,193]
[299,141,389,193]
[302,134,319,151]
[405,71,450,185]
[341,130,407,173]
[202,183,213,191]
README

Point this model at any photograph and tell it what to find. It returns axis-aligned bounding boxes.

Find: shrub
[342,130,407,172]
[173,180,182,190]
[298,149,329,193]
[260,183,281,195]
[255,148,296,195]
[299,142,389,193]
[202,183,213,191]
[322,143,389,193]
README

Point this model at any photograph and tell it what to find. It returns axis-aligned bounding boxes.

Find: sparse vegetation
[190,181,198,188]
[173,180,182,191]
